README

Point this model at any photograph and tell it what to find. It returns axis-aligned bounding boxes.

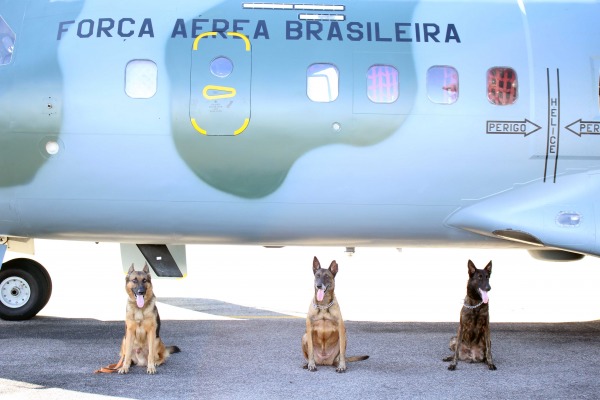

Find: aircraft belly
[5,198,493,246]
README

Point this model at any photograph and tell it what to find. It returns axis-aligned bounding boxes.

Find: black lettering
[138,18,154,37]
[286,21,302,40]
[171,19,187,38]
[97,18,114,38]
[366,22,372,41]
[307,21,323,40]
[118,18,135,37]
[327,22,343,41]
[192,19,208,38]
[77,19,94,38]
[57,20,74,40]
[233,19,250,33]
[213,19,229,38]
[415,23,420,42]
[445,24,460,43]
[347,22,363,41]
[374,22,391,42]
[423,23,440,42]
[254,19,269,39]
[395,23,411,42]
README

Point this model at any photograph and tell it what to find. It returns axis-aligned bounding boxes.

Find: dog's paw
[488,363,497,371]
[306,362,317,372]
[447,364,457,371]
[146,364,157,375]
[336,365,347,373]
[117,366,129,374]
[442,356,453,362]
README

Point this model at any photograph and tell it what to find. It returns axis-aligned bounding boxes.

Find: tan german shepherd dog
[444,260,496,371]
[94,263,180,374]
[302,257,368,372]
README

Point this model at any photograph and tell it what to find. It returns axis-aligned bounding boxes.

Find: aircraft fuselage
[0,0,599,256]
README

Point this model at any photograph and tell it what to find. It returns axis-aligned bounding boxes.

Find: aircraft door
[189,32,251,136]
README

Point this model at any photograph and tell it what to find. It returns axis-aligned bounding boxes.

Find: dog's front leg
[336,320,347,373]
[484,324,497,370]
[146,325,157,374]
[304,318,317,371]
[448,324,462,371]
[118,324,135,374]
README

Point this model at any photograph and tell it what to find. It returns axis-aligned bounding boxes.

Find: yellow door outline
[190,31,251,136]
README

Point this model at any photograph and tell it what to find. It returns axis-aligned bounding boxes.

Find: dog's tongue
[136,294,145,308]
[479,289,489,304]
[317,288,325,302]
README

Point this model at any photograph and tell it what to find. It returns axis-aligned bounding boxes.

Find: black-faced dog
[301,256,368,372]
[94,263,180,374]
[444,260,496,371]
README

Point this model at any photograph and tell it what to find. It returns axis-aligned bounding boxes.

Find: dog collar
[463,300,484,309]
[313,300,335,310]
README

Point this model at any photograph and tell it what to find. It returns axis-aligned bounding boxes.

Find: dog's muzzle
[133,287,146,308]
[315,284,327,302]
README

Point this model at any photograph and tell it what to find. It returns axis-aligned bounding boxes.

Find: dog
[444,260,496,371]
[94,263,180,374]
[301,256,368,372]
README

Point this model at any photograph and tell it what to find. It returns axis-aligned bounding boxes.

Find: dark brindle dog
[302,257,368,372]
[95,263,180,374]
[444,260,496,371]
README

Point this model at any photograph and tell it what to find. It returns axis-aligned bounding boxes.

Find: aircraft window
[367,65,399,104]
[487,67,518,105]
[210,57,233,78]
[0,16,15,66]
[426,66,458,104]
[125,60,157,99]
[307,63,339,102]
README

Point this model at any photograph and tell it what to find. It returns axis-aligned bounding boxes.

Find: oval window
[210,57,233,78]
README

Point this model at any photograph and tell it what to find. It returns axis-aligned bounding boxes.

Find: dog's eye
[132,278,138,283]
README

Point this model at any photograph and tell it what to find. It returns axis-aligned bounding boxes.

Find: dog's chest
[134,309,145,322]
[311,313,339,333]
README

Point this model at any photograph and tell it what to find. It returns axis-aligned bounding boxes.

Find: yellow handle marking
[190,118,250,136]
[192,31,251,51]
[202,85,237,100]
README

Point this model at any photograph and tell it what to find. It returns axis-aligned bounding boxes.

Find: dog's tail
[167,345,181,355]
[347,355,369,363]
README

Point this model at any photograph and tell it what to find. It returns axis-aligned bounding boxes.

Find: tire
[0,258,52,320]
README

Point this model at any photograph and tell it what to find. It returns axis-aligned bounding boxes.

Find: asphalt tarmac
[2,242,600,399]
[2,313,600,399]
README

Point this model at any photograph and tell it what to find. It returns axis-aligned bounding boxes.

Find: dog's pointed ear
[313,257,321,275]
[467,260,477,277]
[329,260,338,277]
[484,260,492,276]
[128,264,135,274]
[143,263,150,274]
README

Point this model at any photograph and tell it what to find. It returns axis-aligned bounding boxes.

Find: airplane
[1,0,600,320]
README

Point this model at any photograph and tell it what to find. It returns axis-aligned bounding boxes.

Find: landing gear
[0,258,52,320]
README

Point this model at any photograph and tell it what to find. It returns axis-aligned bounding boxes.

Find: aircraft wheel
[0,258,52,320]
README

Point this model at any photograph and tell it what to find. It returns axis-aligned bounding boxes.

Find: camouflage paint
[168,2,417,198]
[0,0,83,187]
